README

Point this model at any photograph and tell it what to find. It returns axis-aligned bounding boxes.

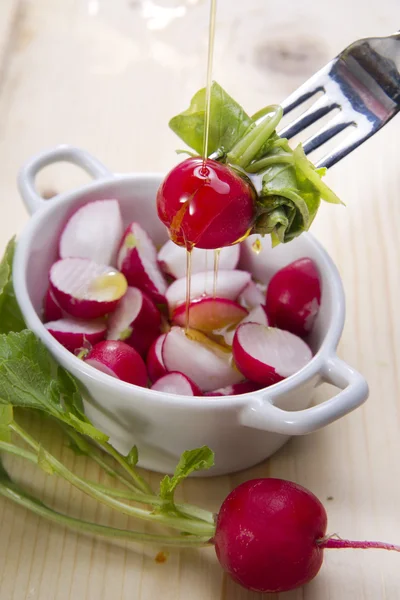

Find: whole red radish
[84,340,148,387]
[59,199,123,266]
[233,323,312,385]
[214,478,327,593]
[157,157,256,250]
[117,222,167,304]
[50,258,127,319]
[151,372,202,396]
[266,258,321,337]
[146,334,167,383]
[106,287,161,356]
[45,317,106,352]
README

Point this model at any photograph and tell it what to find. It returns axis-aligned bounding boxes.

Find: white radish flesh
[233,323,312,386]
[166,269,251,312]
[59,199,123,266]
[117,222,167,303]
[45,317,106,352]
[158,241,240,279]
[151,372,202,396]
[106,287,161,356]
[162,326,244,392]
[84,340,148,387]
[146,334,167,383]
[50,258,127,319]
[238,280,266,310]
[223,305,268,346]
[205,380,262,396]
[172,298,248,332]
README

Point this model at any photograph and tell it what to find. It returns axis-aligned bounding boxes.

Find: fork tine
[280,61,334,114]
[302,115,355,156]
[279,94,340,140]
[315,124,371,169]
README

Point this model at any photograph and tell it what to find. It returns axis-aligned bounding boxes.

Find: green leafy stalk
[0,238,25,333]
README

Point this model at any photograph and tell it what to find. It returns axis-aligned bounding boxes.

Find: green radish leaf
[0,404,13,442]
[66,414,108,443]
[126,445,138,467]
[0,238,25,334]
[159,446,214,507]
[169,82,252,156]
[0,456,12,483]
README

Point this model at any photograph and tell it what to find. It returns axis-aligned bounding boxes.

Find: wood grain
[1,1,400,598]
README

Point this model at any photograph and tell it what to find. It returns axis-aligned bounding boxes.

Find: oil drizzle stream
[201,0,217,169]
[185,248,192,332]
[213,248,221,297]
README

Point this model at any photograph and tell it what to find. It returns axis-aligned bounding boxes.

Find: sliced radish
[238,280,266,310]
[50,258,127,319]
[146,334,167,383]
[205,380,262,396]
[43,287,63,322]
[106,287,161,356]
[166,269,251,311]
[151,372,202,396]
[84,340,148,387]
[117,222,167,303]
[266,258,321,337]
[172,298,248,332]
[232,323,312,386]
[59,199,123,266]
[223,305,269,346]
[162,326,244,392]
[45,317,106,352]
[158,241,240,279]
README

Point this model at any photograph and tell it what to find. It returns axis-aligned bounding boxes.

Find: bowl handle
[239,355,369,435]
[17,145,112,214]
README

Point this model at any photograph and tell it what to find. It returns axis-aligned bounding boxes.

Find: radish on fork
[59,199,123,266]
[117,222,167,304]
[107,287,161,356]
[50,258,128,319]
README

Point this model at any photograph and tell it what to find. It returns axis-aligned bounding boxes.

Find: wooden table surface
[1,1,400,598]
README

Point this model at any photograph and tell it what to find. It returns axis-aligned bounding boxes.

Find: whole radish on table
[0,82,395,595]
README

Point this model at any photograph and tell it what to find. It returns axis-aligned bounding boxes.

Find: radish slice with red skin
[238,280,266,310]
[50,258,127,319]
[223,305,268,346]
[45,318,106,352]
[151,372,202,396]
[166,270,251,312]
[162,327,244,392]
[266,258,321,337]
[106,287,161,357]
[205,380,262,396]
[59,199,123,266]
[172,298,248,332]
[233,323,312,386]
[84,340,148,387]
[158,240,240,280]
[43,287,63,322]
[146,334,167,383]
[117,222,167,304]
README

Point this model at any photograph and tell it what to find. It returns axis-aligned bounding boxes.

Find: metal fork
[278,31,400,169]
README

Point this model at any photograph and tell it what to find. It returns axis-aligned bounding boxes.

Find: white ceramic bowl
[14,145,369,476]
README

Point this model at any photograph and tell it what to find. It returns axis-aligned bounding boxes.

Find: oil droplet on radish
[185,327,231,354]
[90,271,128,301]
[251,238,263,254]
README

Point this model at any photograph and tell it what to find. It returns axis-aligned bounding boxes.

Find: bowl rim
[14,172,345,409]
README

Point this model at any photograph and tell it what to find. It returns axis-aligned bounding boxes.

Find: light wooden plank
[1,1,400,599]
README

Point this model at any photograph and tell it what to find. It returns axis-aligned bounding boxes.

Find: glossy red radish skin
[151,372,202,396]
[223,305,268,346]
[50,258,127,319]
[84,340,148,387]
[59,199,123,266]
[106,287,161,357]
[266,258,321,337]
[146,334,167,383]
[233,323,312,385]
[162,327,244,392]
[172,298,248,332]
[43,288,63,322]
[117,222,167,304]
[158,241,240,280]
[45,318,106,352]
[166,270,251,311]
[214,478,327,593]
[205,380,262,396]
[157,157,256,249]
